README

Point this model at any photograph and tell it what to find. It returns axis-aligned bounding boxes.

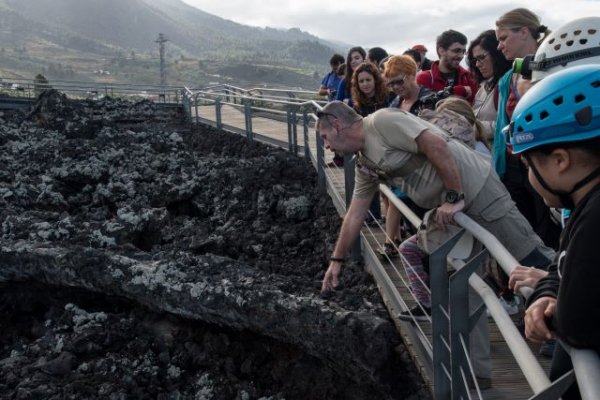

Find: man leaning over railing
[317,100,555,388]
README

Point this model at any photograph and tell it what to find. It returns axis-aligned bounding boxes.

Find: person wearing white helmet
[514,16,600,82]
[509,16,600,307]
[494,8,562,256]
[510,64,600,400]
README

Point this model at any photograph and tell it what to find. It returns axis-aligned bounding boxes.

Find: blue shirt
[335,79,353,107]
[321,71,342,102]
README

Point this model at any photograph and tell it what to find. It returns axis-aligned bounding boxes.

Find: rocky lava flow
[0,92,428,399]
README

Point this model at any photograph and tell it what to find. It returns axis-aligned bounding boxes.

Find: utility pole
[155,33,168,89]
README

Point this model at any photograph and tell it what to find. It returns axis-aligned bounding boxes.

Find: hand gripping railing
[452,213,551,395]
[452,213,600,399]
[380,188,600,399]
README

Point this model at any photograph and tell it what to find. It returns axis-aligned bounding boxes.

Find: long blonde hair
[496,8,551,45]
[436,97,488,149]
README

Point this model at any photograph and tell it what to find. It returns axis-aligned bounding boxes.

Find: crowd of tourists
[317,8,599,398]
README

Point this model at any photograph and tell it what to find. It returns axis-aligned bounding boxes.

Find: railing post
[429,233,460,400]
[315,126,326,193]
[286,110,293,152]
[215,97,223,130]
[180,90,190,124]
[449,250,488,398]
[244,100,253,141]
[291,110,298,155]
[303,111,310,160]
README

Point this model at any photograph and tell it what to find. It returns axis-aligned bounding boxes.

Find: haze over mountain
[0,0,342,88]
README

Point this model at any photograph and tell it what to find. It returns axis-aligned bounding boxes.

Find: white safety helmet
[531,17,600,82]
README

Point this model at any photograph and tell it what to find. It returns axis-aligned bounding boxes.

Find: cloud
[181,0,599,56]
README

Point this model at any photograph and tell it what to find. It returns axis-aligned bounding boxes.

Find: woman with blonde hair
[494,8,550,178]
[435,97,490,156]
[495,8,559,359]
[494,8,560,253]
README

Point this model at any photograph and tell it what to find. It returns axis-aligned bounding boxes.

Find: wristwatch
[445,190,465,204]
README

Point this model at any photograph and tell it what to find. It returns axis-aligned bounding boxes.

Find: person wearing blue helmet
[509,64,600,400]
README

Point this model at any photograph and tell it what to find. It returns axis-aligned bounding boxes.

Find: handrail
[380,188,599,397]
[189,88,327,108]
[184,84,600,399]
[0,77,188,92]
[567,344,600,400]
[382,192,551,392]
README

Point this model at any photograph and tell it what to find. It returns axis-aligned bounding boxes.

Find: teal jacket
[492,70,513,179]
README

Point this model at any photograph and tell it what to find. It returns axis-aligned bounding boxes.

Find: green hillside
[0,0,343,89]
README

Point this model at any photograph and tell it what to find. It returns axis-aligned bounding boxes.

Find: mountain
[0,0,342,88]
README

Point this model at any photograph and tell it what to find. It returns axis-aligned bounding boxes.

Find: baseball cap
[412,44,428,53]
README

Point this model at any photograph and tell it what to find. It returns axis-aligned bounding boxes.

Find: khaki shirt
[354,108,491,209]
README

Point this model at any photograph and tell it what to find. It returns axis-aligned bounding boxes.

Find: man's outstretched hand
[321,261,342,294]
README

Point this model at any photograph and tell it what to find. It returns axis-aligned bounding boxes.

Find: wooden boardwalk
[194,103,552,399]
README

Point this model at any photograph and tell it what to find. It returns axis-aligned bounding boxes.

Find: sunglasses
[316,111,337,119]
[387,78,405,88]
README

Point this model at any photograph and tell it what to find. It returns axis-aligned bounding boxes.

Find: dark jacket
[528,182,600,353]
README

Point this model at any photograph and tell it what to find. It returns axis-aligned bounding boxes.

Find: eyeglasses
[387,78,405,88]
[448,47,466,55]
[473,53,489,64]
[316,111,337,120]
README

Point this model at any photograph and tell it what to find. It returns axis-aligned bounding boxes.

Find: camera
[418,86,453,109]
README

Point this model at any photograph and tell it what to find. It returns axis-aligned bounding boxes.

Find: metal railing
[0,76,186,103]
[183,84,600,400]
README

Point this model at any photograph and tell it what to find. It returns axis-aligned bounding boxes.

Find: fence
[181,85,599,400]
[0,77,185,103]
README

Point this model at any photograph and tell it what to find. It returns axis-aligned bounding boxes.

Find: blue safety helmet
[509,64,600,154]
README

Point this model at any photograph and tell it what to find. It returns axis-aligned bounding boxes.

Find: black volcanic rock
[0,93,429,399]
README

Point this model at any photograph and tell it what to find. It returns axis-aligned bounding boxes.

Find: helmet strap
[531,46,600,72]
[524,153,600,210]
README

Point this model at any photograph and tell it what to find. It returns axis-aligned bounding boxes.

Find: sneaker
[487,295,520,317]
[377,242,398,258]
[539,339,556,358]
[398,304,431,322]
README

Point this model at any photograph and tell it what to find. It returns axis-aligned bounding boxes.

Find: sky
[181,0,599,59]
